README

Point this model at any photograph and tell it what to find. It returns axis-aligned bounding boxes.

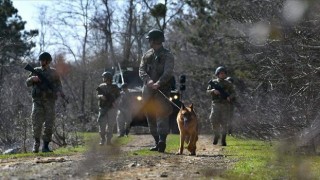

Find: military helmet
[39,52,52,61]
[146,29,165,42]
[102,71,113,79]
[215,66,227,76]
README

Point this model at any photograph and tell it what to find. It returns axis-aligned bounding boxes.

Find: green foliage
[150,3,167,18]
[0,0,38,64]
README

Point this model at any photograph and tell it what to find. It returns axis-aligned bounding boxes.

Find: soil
[0,134,234,179]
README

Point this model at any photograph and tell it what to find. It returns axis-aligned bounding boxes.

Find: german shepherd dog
[176,104,198,156]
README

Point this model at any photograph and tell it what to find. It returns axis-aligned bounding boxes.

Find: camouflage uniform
[116,89,132,136]
[96,82,120,145]
[207,76,235,146]
[139,46,174,151]
[26,66,62,150]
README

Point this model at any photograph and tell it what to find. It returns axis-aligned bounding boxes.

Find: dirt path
[0,134,233,179]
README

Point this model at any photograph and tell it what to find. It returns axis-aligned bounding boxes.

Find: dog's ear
[180,103,185,110]
[189,103,193,110]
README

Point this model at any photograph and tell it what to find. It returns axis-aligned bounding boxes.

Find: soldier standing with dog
[207,66,236,146]
[139,29,174,153]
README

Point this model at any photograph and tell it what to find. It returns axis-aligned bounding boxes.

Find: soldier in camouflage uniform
[116,83,132,137]
[26,52,64,153]
[207,66,235,146]
[139,29,174,153]
[96,71,120,145]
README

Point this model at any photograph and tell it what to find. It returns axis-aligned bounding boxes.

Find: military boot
[150,135,159,151]
[221,133,227,146]
[99,133,106,145]
[158,134,167,153]
[32,138,40,153]
[213,133,220,145]
[42,141,53,153]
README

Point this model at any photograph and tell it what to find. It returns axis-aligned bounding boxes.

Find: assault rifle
[208,81,230,99]
[24,64,69,104]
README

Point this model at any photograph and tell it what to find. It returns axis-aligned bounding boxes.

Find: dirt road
[0,134,233,179]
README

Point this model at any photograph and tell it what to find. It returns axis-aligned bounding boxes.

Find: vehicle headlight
[136,96,142,101]
[173,95,179,99]
[169,97,173,101]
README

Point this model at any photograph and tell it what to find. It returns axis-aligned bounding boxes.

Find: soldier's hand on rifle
[211,89,220,95]
[31,76,41,82]
[151,82,160,90]
[98,95,106,100]
[147,79,154,88]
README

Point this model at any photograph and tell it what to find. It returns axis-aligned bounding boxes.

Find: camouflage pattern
[207,78,235,136]
[26,66,62,142]
[139,46,174,136]
[116,90,132,135]
[96,83,120,141]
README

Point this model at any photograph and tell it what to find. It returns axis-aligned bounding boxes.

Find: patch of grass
[0,132,131,159]
[222,136,320,179]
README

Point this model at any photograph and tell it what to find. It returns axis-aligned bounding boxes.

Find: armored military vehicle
[112,66,185,134]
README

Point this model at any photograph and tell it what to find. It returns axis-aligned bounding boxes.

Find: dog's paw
[176,152,182,155]
[189,152,196,156]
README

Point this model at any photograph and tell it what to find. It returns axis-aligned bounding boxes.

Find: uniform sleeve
[96,86,103,97]
[26,72,34,87]
[139,54,151,84]
[157,52,174,86]
[206,80,213,94]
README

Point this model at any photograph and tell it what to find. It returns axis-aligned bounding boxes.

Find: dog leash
[157,89,181,110]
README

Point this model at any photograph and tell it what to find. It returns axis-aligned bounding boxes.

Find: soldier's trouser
[143,89,172,138]
[31,100,56,142]
[116,110,131,135]
[97,107,117,140]
[209,102,231,136]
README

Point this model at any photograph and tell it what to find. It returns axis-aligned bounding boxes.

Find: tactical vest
[97,83,120,108]
[31,67,59,100]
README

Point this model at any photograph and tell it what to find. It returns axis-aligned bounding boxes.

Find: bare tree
[122,0,134,64]
[142,0,185,31]
[91,0,116,67]
[49,0,96,113]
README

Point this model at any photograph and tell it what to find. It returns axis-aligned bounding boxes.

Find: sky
[12,0,53,31]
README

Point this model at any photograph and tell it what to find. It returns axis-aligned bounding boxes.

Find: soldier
[207,66,236,146]
[139,29,174,153]
[96,71,120,145]
[26,52,64,153]
[116,83,131,137]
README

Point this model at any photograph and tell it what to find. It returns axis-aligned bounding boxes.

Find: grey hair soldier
[26,52,64,153]
[96,71,120,145]
[139,29,174,153]
[207,66,236,146]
